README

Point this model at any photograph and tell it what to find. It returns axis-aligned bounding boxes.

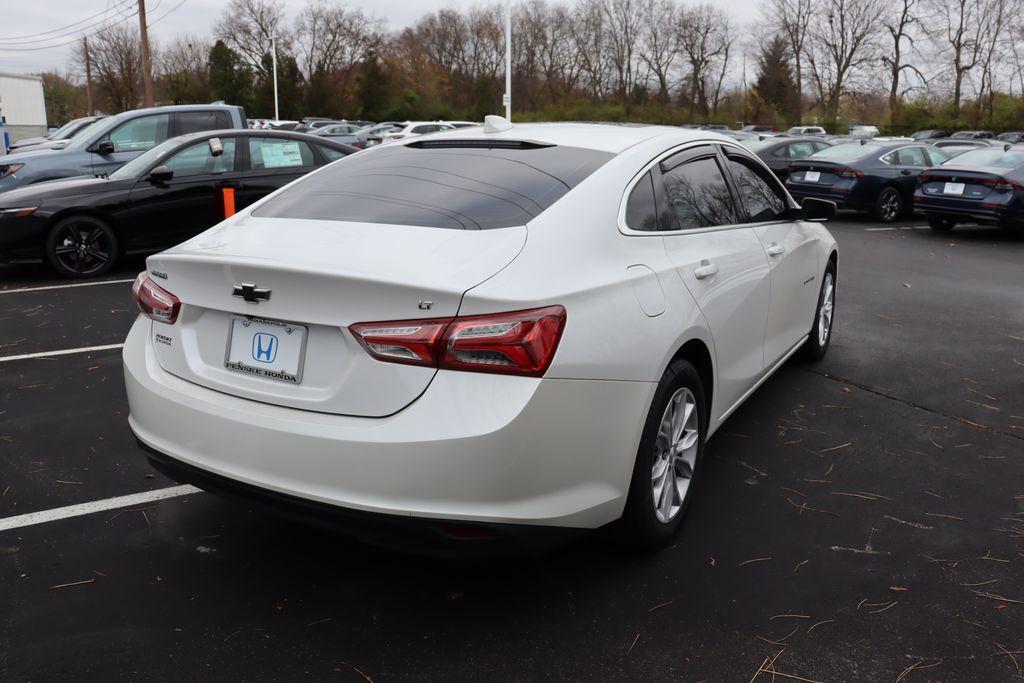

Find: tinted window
[174,110,232,136]
[661,156,737,230]
[163,138,236,178]
[942,148,1024,169]
[412,125,442,134]
[318,145,351,162]
[810,144,881,162]
[726,156,787,222]
[253,143,612,230]
[249,138,315,170]
[625,171,658,231]
[788,142,815,159]
[897,147,928,166]
[108,114,170,152]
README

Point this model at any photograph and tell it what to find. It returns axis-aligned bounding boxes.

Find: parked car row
[0,103,360,277]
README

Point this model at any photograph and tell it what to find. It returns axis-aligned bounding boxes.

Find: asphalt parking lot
[1,219,1022,681]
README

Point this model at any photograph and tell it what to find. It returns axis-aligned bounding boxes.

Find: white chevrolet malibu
[124,119,838,551]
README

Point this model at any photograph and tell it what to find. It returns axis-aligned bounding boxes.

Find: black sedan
[0,130,355,277]
[786,141,953,222]
[738,136,833,180]
[913,146,1024,232]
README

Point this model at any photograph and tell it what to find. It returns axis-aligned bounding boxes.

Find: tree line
[37,0,1024,133]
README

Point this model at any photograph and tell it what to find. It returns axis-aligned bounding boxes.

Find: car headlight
[0,163,25,178]
[0,206,38,218]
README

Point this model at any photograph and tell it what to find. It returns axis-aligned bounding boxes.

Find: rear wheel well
[48,208,121,248]
[669,339,713,419]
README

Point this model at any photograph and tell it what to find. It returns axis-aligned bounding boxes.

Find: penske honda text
[123,119,838,550]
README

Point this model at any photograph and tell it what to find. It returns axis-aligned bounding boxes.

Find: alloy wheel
[651,387,700,524]
[818,272,835,346]
[53,222,112,276]
[880,190,900,222]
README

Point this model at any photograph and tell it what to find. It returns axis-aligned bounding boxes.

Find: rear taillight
[836,167,863,179]
[984,177,1021,191]
[349,305,567,377]
[349,319,450,367]
[132,273,180,324]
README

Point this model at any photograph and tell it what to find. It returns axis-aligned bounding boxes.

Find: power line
[0,0,135,46]
[147,0,189,29]
[0,0,134,41]
[0,9,140,52]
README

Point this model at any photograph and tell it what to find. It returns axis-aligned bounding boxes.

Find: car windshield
[253,142,613,230]
[942,148,1024,169]
[49,119,83,139]
[108,138,182,179]
[807,143,880,162]
[68,118,108,144]
[996,133,1021,141]
[950,132,975,139]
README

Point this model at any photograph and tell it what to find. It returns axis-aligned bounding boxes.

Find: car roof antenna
[484,115,513,134]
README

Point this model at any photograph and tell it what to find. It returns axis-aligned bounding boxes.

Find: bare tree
[925,0,990,118]
[161,35,212,103]
[295,1,383,79]
[572,0,613,100]
[602,0,645,111]
[214,0,290,76]
[973,0,1009,121]
[764,0,817,121]
[881,0,925,121]
[72,24,144,112]
[805,0,882,122]
[679,4,734,119]
[639,0,680,105]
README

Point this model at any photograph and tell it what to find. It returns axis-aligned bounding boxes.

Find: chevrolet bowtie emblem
[232,283,271,304]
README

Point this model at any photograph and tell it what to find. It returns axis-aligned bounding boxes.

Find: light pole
[271,35,280,121]
[504,0,511,120]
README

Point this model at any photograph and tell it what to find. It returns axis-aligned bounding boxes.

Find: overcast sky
[2,0,761,75]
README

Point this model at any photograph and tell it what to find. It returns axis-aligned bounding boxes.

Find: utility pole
[82,36,94,116]
[137,0,154,107]
[271,35,279,121]
[503,0,511,120]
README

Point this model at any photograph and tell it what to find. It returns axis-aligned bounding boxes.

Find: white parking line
[0,278,135,295]
[0,343,124,363]
[0,485,201,532]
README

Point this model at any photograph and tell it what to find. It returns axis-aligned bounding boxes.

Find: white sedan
[124,119,838,550]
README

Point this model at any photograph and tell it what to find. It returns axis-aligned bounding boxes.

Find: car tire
[801,262,837,362]
[873,187,902,223]
[927,216,956,232]
[45,215,119,279]
[617,359,707,551]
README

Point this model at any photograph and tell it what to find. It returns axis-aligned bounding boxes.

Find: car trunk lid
[145,215,527,417]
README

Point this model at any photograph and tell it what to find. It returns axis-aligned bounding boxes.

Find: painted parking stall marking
[0,485,201,533]
[0,342,124,362]
[0,277,135,295]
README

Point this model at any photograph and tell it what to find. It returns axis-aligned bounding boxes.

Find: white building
[0,72,47,145]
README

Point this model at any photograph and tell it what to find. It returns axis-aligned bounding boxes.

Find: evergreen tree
[356,51,390,122]
[753,35,798,123]
[208,40,252,111]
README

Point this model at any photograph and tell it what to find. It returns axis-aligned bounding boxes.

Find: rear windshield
[808,143,880,162]
[942,149,1024,169]
[738,139,776,153]
[253,142,613,229]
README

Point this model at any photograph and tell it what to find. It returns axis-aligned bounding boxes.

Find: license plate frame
[943,182,966,195]
[804,170,821,183]
[224,315,308,384]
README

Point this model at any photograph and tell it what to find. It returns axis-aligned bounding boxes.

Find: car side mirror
[92,140,115,155]
[799,197,836,221]
[149,165,174,183]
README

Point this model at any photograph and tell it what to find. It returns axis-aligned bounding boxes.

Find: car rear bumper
[915,198,1024,226]
[123,316,654,533]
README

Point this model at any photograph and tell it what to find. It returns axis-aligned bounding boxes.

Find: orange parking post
[222,187,236,218]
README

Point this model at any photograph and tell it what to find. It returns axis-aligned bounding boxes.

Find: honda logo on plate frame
[251,333,278,363]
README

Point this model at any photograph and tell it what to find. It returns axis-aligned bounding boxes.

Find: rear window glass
[809,143,881,162]
[253,143,613,229]
[942,149,1024,169]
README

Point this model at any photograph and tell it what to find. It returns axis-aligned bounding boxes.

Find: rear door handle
[767,242,785,257]
[694,260,719,280]
[900,169,913,176]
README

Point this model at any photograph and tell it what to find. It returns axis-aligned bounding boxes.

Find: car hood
[0,146,72,164]
[0,175,113,205]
